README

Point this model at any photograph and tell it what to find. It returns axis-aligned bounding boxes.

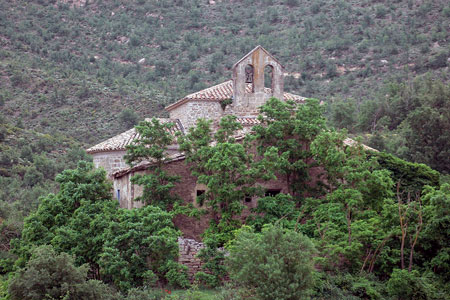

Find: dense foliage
[125,118,180,209]
[100,205,184,292]
[226,225,316,300]
[332,76,450,174]
[8,245,117,300]
[179,98,449,298]
[1,95,449,298]
[2,162,187,297]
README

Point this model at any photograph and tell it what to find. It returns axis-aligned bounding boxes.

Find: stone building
[87,46,374,277]
[87,45,306,207]
[87,45,308,236]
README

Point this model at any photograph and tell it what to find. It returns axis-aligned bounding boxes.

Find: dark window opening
[196,190,205,206]
[265,189,281,197]
[244,195,252,203]
[264,64,274,91]
[117,189,120,201]
[245,64,254,93]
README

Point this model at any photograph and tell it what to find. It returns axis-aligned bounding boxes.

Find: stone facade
[169,100,223,131]
[92,150,128,178]
[112,171,144,209]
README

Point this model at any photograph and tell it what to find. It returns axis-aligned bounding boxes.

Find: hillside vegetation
[0,0,448,145]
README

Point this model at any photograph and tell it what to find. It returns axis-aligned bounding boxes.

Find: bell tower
[232,46,284,115]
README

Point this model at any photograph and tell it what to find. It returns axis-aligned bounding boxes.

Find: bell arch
[232,46,284,114]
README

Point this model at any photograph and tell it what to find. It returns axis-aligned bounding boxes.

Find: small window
[196,190,205,207]
[117,189,120,201]
[244,195,252,203]
[265,189,281,197]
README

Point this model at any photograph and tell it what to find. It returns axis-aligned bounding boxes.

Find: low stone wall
[178,237,205,280]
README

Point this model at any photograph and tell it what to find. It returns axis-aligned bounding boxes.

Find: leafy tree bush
[254,98,326,199]
[125,118,180,209]
[195,236,227,288]
[226,225,316,300]
[119,108,140,129]
[12,161,115,275]
[8,245,118,300]
[386,269,433,300]
[99,205,183,292]
[330,99,357,132]
[180,116,267,244]
[421,184,450,282]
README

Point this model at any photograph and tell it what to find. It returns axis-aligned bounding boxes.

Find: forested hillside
[0,1,449,298]
[1,0,448,144]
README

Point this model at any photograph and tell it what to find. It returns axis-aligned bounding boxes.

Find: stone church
[86,46,372,277]
[86,46,363,239]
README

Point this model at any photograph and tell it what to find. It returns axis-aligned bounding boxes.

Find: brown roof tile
[165,80,305,111]
[86,118,184,154]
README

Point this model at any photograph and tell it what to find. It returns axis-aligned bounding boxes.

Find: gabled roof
[232,45,284,69]
[165,80,305,111]
[86,118,184,154]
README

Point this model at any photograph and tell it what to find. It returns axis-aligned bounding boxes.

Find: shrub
[8,245,118,300]
[119,108,140,128]
[386,269,432,300]
[195,236,227,288]
[226,225,316,300]
[164,260,191,288]
[125,288,167,300]
[99,205,180,292]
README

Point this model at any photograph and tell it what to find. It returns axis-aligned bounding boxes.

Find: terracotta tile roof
[86,118,184,154]
[165,80,306,111]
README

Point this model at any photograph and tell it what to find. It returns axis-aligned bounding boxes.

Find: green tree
[99,205,183,292]
[125,118,180,209]
[253,98,326,199]
[330,99,357,132]
[12,161,115,277]
[421,184,450,282]
[179,116,267,244]
[386,269,438,300]
[304,130,394,272]
[226,225,316,300]
[119,109,140,129]
[9,245,118,300]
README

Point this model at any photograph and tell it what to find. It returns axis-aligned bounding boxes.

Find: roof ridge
[86,118,184,154]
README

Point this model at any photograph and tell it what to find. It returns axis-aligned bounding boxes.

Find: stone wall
[169,100,223,131]
[177,237,205,280]
[113,171,144,209]
[92,150,127,178]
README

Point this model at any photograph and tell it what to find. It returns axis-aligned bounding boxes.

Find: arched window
[264,64,274,92]
[245,64,254,93]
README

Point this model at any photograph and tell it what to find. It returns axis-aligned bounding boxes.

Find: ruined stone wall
[177,237,205,280]
[92,150,127,178]
[169,101,223,130]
